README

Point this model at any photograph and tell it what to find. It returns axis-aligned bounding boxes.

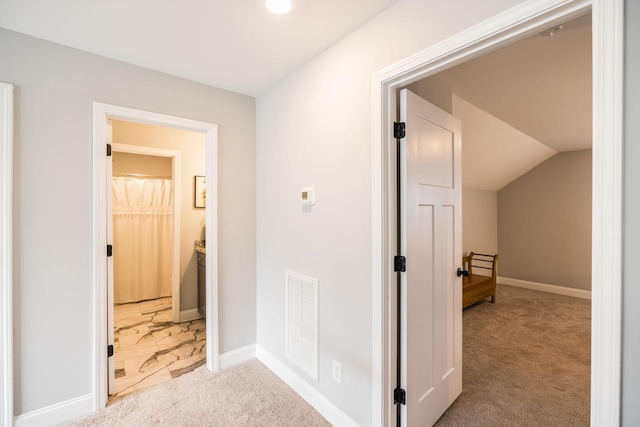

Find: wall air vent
[285,270,319,381]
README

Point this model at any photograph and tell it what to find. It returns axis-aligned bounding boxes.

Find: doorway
[0,82,14,426]
[92,103,219,410]
[372,0,623,426]
[108,137,187,398]
[402,12,591,423]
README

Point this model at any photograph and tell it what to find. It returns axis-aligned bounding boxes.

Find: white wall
[256,0,524,424]
[498,150,592,290]
[0,28,256,416]
[462,187,498,256]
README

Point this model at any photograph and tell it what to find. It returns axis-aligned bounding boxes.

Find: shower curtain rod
[112,173,172,179]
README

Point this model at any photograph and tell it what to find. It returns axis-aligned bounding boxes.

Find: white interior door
[399,88,462,426]
[106,119,115,395]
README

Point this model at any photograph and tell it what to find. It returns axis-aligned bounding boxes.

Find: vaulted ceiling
[437,13,592,154]
[434,12,592,191]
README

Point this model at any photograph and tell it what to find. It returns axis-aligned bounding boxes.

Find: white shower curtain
[112,177,174,304]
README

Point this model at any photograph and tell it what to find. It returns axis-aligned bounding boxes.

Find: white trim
[13,394,93,427]
[219,344,256,369]
[93,102,219,411]
[371,0,622,426]
[0,82,14,427]
[256,346,359,427]
[111,143,182,323]
[179,308,202,322]
[498,277,592,300]
[591,0,624,424]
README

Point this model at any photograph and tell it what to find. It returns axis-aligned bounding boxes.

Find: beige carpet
[58,359,330,427]
[61,284,589,426]
[435,284,591,426]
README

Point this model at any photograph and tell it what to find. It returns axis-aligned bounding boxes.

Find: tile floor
[110,297,206,401]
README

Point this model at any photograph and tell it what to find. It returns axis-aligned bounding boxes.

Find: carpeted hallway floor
[61,284,590,426]
[435,284,591,426]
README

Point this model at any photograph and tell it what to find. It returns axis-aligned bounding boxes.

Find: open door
[106,119,115,394]
[397,89,463,426]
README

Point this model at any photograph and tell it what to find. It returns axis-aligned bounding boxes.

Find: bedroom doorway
[398,11,592,426]
[374,0,622,425]
[93,103,219,409]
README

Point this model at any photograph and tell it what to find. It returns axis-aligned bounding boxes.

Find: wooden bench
[462,252,498,309]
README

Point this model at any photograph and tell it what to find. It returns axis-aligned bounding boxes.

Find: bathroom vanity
[195,240,206,318]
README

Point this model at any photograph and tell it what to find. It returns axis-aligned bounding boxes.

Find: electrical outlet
[332,359,342,384]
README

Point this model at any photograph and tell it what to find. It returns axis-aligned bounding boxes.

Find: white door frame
[371,0,623,425]
[111,143,182,324]
[0,82,14,427]
[93,102,219,410]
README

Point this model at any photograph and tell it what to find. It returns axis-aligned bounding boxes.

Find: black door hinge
[107,143,112,156]
[107,244,113,257]
[107,344,114,358]
[394,387,406,405]
[394,255,406,272]
[394,122,406,139]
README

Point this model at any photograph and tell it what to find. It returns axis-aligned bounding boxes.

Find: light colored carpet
[61,284,589,426]
[58,359,330,427]
[435,284,591,426]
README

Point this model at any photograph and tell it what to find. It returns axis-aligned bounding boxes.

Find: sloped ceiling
[435,13,592,190]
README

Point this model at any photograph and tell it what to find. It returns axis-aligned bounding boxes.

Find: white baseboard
[14,394,93,427]
[180,308,202,322]
[219,344,256,369]
[256,345,359,427]
[498,276,591,300]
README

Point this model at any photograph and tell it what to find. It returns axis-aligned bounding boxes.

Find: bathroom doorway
[109,134,198,399]
[93,103,219,408]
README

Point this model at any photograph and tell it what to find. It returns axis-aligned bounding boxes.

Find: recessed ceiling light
[266,0,295,14]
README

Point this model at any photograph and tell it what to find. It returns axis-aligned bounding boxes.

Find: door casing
[93,102,219,410]
[371,0,623,425]
[0,82,14,427]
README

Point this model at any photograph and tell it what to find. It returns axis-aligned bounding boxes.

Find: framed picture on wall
[194,175,206,208]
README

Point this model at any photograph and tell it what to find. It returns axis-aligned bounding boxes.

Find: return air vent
[285,270,319,381]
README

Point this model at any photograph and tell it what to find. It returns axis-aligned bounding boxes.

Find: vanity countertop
[195,240,206,255]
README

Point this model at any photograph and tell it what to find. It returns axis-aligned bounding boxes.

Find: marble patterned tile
[117,328,155,348]
[109,297,206,403]
[115,314,153,331]
[155,334,196,352]
[114,340,160,364]
[170,358,207,378]
[122,367,173,396]
[123,351,179,375]
[137,297,171,312]
[112,366,173,398]
[113,306,143,323]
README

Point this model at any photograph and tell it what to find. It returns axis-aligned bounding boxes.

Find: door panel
[400,89,462,426]
[411,118,454,188]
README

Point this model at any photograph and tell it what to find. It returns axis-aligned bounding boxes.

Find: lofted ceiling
[0,0,398,96]
[433,13,592,191]
[437,13,592,154]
